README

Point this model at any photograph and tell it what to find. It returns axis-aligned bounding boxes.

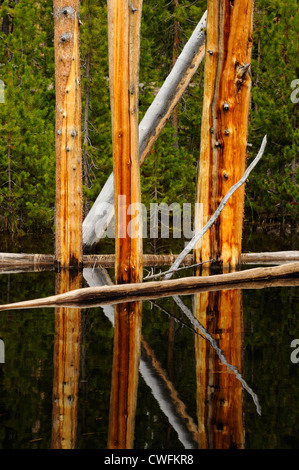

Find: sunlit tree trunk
[53,0,83,269]
[195,0,254,267]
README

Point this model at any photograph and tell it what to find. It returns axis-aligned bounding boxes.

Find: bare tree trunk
[195,0,255,268]
[107,0,143,450]
[53,1,83,269]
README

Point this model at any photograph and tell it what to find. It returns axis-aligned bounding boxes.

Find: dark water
[0,264,298,449]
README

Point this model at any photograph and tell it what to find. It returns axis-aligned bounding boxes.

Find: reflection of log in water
[0,263,297,311]
[51,270,82,449]
[194,267,245,449]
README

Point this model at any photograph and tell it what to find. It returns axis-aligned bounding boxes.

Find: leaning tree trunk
[82,11,207,247]
[53,1,83,269]
[195,0,254,268]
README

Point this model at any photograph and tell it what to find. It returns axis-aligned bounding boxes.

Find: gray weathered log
[0,262,297,311]
[1,250,298,272]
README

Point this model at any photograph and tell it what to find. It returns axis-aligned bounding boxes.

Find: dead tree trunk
[53,1,83,269]
[108,0,143,285]
[195,0,254,267]
[107,0,143,449]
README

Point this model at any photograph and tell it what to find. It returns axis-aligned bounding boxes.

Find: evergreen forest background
[0,0,298,252]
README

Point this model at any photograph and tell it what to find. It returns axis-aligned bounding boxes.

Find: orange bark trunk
[53,1,82,269]
[196,0,254,267]
[107,0,143,449]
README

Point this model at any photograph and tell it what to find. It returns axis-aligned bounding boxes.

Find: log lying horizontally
[0,262,298,311]
[0,252,299,270]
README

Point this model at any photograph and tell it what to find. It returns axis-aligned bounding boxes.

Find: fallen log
[0,251,298,270]
[241,251,299,264]
[0,253,55,269]
[0,262,298,311]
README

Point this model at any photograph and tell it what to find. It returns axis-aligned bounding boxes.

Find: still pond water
[0,231,298,449]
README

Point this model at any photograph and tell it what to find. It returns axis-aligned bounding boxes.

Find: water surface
[0,265,298,449]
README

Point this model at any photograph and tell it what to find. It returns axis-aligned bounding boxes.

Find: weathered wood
[82,11,207,247]
[0,253,55,268]
[0,262,298,311]
[241,251,299,264]
[195,0,254,267]
[107,0,143,449]
[0,251,298,271]
[108,0,143,285]
[53,1,83,269]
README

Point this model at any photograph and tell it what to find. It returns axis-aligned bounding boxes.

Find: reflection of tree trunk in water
[83,267,199,449]
[166,305,175,445]
[78,309,88,437]
[108,301,142,449]
[51,270,82,449]
[194,268,244,449]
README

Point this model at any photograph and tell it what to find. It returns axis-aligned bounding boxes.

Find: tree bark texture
[53,1,83,269]
[107,0,143,449]
[108,0,143,284]
[195,0,254,267]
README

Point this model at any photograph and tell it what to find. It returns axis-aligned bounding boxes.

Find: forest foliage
[0,0,298,238]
